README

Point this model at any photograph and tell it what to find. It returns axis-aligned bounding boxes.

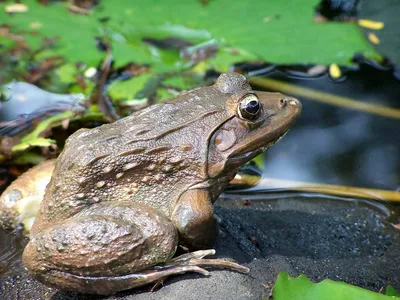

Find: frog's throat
[230,128,290,162]
[206,125,291,179]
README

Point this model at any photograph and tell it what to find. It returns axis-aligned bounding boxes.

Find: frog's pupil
[246,100,259,114]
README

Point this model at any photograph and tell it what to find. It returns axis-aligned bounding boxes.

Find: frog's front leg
[171,189,217,250]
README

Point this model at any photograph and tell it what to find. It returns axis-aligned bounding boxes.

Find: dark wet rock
[0,194,399,300]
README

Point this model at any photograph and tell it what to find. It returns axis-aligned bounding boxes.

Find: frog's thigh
[22,202,178,293]
[171,189,217,250]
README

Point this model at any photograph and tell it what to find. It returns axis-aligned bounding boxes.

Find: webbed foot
[160,249,250,274]
[149,249,249,292]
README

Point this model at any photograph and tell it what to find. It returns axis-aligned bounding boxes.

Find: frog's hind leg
[23,201,180,295]
[39,261,210,295]
[23,201,248,295]
[34,250,248,295]
[73,249,249,295]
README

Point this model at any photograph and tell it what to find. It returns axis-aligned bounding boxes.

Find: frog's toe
[163,249,250,274]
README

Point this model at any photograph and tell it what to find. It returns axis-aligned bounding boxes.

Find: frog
[21,72,301,295]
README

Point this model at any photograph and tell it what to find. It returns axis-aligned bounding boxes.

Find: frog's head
[207,73,301,178]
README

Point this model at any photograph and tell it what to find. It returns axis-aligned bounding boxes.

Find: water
[253,63,400,195]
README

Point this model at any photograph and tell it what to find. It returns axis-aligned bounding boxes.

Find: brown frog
[22,73,301,295]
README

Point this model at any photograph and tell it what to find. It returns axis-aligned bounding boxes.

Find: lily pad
[387,286,400,297]
[0,0,378,75]
[272,272,399,300]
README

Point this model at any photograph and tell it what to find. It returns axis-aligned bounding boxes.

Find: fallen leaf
[358,19,385,30]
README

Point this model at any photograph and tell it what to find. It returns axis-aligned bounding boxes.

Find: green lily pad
[387,286,400,297]
[108,74,153,101]
[0,0,378,75]
[272,272,399,300]
[0,0,383,159]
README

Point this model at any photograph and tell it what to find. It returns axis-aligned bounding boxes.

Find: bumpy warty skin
[31,81,238,235]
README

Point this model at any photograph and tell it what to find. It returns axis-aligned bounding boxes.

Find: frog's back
[32,85,230,233]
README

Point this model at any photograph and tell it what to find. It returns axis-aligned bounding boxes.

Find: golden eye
[238,94,261,120]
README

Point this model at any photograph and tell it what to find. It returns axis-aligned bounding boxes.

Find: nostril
[280,98,287,107]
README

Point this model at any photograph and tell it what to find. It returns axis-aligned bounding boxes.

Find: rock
[1,194,399,300]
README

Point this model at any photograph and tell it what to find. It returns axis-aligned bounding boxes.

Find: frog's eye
[238,94,261,120]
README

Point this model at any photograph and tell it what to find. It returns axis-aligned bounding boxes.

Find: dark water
[256,67,400,192]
